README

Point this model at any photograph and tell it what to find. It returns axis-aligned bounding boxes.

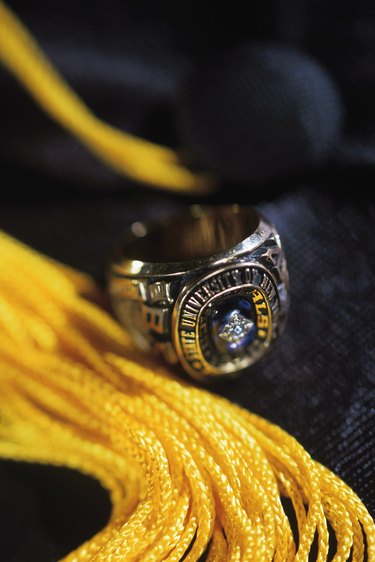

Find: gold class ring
[108,205,289,381]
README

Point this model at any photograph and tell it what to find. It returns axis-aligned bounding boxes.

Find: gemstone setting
[219,311,255,344]
[210,296,257,353]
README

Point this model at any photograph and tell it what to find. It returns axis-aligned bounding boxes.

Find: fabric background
[0,1,374,560]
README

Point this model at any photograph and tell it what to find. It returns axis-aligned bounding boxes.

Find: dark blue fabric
[0,1,374,559]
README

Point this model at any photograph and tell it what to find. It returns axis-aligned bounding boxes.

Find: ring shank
[108,205,288,379]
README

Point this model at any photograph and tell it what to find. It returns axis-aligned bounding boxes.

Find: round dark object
[178,43,344,182]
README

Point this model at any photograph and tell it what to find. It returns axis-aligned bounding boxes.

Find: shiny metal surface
[108,205,289,380]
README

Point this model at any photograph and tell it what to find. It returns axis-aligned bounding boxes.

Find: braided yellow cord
[0,230,374,561]
[0,1,213,194]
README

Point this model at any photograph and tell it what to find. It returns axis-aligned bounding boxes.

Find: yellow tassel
[0,230,374,561]
[0,1,213,194]
[1,2,373,559]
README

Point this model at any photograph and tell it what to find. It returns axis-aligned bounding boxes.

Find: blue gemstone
[210,297,256,353]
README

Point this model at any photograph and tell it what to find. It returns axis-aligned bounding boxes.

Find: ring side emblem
[173,264,279,379]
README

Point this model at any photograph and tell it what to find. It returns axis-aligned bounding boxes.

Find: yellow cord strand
[0,1,213,194]
[0,230,374,561]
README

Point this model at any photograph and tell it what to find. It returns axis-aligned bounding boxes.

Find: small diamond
[219,311,255,343]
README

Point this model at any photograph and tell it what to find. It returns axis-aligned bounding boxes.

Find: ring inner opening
[123,206,260,263]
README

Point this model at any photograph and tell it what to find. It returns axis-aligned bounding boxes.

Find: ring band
[108,205,289,381]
